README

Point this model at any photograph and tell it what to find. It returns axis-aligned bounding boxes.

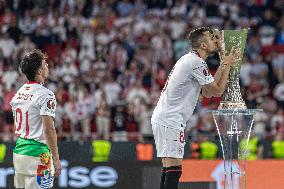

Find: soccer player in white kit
[10,49,61,189]
[151,27,240,189]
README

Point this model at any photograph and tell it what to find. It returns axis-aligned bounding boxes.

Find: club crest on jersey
[47,100,55,110]
[37,153,53,188]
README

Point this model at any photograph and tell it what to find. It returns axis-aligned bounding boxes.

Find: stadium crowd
[0,0,283,150]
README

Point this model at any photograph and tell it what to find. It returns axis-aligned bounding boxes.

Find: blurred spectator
[95,85,111,140]
[271,53,284,82]
[18,36,36,58]
[104,75,122,106]
[112,104,128,142]
[195,109,215,135]
[125,102,139,140]
[245,35,261,61]
[0,33,15,61]
[137,102,153,142]
[126,80,150,105]
[254,110,269,139]
[271,133,284,159]
[54,100,63,131]
[274,82,284,108]
[245,75,269,108]
[250,55,268,80]
[259,9,277,46]
[18,11,37,35]
[77,86,92,141]
[2,84,16,142]
[169,14,186,40]
[275,20,284,45]
[270,108,284,136]
[240,56,252,87]
[187,2,205,28]
[63,96,78,140]
[7,18,22,44]
[2,65,18,90]
[58,60,79,83]
[117,0,134,17]
[78,45,95,74]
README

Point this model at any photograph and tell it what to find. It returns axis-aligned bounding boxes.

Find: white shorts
[13,153,54,189]
[152,123,186,158]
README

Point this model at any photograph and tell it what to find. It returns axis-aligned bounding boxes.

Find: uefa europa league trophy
[208,29,262,189]
[218,30,248,109]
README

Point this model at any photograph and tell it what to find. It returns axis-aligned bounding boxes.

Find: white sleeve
[38,92,57,118]
[192,61,214,85]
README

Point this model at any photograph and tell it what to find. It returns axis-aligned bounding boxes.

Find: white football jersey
[151,52,214,129]
[10,82,56,143]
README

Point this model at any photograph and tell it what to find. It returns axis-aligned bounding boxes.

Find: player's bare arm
[42,115,61,177]
[202,47,240,97]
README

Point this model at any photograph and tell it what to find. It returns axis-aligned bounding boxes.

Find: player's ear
[201,42,207,49]
[37,67,42,75]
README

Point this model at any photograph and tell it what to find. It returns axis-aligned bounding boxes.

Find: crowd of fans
[0,0,283,146]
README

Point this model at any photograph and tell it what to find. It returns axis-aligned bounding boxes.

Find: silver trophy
[218,29,248,109]
[208,29,262,189]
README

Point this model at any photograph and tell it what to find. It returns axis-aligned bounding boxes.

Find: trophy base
[218,101,247,109]
[209,109,262,189]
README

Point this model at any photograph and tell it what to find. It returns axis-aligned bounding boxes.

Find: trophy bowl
[218,29,249,110]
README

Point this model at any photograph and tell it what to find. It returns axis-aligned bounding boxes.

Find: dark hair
[20,49,47,81]
[188,27,213,49]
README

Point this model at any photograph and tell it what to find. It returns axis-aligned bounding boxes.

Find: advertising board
[0,160,143,189]
[181,160,284,189]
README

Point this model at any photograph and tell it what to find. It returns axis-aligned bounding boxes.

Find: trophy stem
[218,80,247,110]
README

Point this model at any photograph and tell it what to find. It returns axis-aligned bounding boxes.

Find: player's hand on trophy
[54,159,62,177]
[222,46,240,67]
